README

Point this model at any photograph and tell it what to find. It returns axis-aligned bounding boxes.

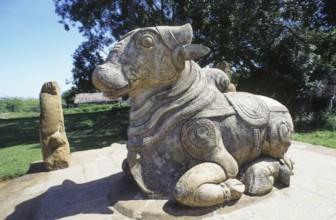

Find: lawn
[0,107,129,180]
[0,106,335,180]
[0,144,42,180]
[293,131,336,149]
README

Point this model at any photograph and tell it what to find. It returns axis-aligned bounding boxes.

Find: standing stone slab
[39,81,70,170]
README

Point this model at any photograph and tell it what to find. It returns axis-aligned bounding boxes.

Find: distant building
[74,93,122,105]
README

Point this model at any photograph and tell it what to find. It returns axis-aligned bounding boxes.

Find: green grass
[1,104,335,180]
[0,111,39,119]
[0,144,42,180]
[64,107,129,152]
[294,131,336,149]
[0,106,129,180]
[0,102,128,119]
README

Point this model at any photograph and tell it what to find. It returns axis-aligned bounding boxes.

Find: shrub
[0,97,40,113]
[294,110,336,132]
[320,110,336,131]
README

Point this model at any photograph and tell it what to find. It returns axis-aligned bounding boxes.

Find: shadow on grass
[65,107,129,152]
[0,117,40,148]
[0,107,130,152]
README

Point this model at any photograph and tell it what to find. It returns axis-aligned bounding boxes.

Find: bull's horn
[173,44,210,70]
[180,44,210,60]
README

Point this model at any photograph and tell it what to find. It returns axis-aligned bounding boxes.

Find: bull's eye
[141,35,154,48]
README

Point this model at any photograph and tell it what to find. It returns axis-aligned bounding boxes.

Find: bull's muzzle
[92,63,129,98]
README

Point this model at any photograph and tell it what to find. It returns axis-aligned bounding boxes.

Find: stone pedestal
[1,142,335,219]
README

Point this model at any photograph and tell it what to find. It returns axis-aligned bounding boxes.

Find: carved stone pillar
[39,81,70,170]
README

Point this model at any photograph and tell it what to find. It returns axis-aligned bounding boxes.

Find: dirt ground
[0,180,9,189]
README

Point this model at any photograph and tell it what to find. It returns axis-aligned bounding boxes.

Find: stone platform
[0,142,336,220]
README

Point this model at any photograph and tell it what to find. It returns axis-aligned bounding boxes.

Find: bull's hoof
[278,164,292,186]
[280,155,295,172]
[174,179,245,207]
[220,179,245,201]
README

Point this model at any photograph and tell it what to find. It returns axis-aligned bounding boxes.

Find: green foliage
[320,0,336,28]
[0,96,129,119]
[308,29,336,68]
[0,97,39,114]
[62,87,77,105]
[294,110,336,132]
[187,0,334,104]
[54,0,336,105]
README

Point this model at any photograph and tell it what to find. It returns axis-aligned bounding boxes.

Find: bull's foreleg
[174,162,245,207]
[181,118,239,178]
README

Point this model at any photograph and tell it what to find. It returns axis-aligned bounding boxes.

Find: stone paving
[0,142,336,219]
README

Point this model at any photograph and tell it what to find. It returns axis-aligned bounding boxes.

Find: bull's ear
[180,44,210,60]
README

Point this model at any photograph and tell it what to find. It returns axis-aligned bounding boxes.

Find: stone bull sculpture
[92,24,294,207]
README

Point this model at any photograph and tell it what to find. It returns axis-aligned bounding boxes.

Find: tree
[55,0,188,103]
[54,0,336,107]
[183,1,336,104]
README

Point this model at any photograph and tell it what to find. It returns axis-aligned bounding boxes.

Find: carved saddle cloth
[224,92,270,128]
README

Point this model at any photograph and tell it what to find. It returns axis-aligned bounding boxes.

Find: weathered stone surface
[39,81,70,170]
[239,156,294,196]
[215,61,236,92]
[1,142,336,219]
[92,24,294,207]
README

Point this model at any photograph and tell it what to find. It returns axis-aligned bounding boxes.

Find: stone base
[1,142,336,219]
[110,175,220,219]
[109,174,283,219]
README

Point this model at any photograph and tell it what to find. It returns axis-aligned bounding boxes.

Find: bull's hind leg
[240,157,293,196]
[174,162,245,207]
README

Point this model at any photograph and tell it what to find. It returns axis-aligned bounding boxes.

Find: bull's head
[92,24,210,99]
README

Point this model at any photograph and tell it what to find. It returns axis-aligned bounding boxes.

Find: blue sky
[0,0,85,98]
